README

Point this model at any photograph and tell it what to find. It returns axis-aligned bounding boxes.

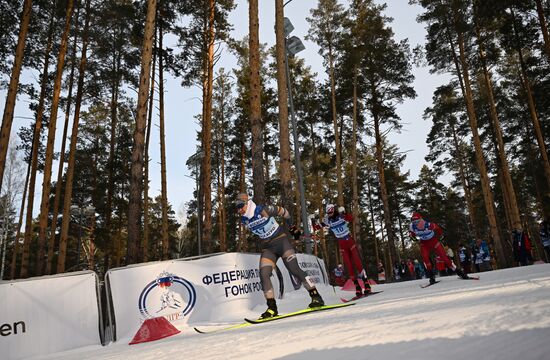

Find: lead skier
[236,193,324,319]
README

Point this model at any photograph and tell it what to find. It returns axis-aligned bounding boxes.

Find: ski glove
[289,225,302,240]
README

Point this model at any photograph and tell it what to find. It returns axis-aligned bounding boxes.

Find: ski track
[30,264,550,360]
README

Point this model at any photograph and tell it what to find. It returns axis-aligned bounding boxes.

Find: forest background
[0,0,549,281]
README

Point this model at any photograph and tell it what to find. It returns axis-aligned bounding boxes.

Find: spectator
[333,264,346,286]
[400,259,409,280]
[377,260,386,283]
[414,259,425,279]
[472,238,492,272]
[406,258,415,280]
[435,254,447,276]
[445,245,456,275]
[540,219,550,262]
[512,228,533,267]
[457,242,472,274]
[393,261,402,282]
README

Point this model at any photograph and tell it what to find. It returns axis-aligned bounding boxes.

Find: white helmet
[326,204,335,215]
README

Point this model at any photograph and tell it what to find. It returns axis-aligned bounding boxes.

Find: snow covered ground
[34,264,550,360]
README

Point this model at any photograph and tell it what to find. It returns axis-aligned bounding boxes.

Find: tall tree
[535,0,550,62]
[274,0,293,211]
[46,2,82,275]
[307,0,346,207]
[449,0,506,267]
[127,0,157,264]
[26,0,75,277]
[0,0,33,192]
[249,0,265,204]
[57,0,92,274]
[20,1,56,278]
[355,0,416,272]
[158,13,169,260]
[473,0,522,231]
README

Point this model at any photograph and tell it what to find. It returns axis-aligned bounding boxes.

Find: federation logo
[138,271,196,321]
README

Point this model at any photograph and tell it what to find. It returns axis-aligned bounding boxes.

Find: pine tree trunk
[217,75,227,252]
[19,4,55,278]
[445,27,480,239]
[511,8,550,218]
[328,46,344,207]
[201,0,215,254]
[36,0,75,275]
[473,8,522,231]
[9,157,30,279]
[450,123,478,237]
[57,0,91,274]
[452,2,507,268]
[372,107,397,270]
[46,4,82,274]
[238,140,246,252]
[351,66,361,252]
[143,28,156,262]
[128,0,157,264]
[275,0,293,211]
[249,0,265,205]
[158,18,169,260]
[535,0,550,62]
[106,34,123,262]
[0,0,33,192]
[366,168,380,266]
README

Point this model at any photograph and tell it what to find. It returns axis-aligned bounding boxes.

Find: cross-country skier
[235,193,324,319]
[318,204,372,297]
[409,212,470,284]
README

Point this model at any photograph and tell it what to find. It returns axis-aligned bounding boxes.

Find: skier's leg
[259,251,278,318]
[339,240,354,280]
[348,238,371,294]
[281,238,324,307]
[420,242,436,284]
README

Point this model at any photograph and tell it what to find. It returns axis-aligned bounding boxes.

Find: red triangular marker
[129,317,180,345]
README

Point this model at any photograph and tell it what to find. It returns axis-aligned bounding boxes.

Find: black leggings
[259,235,314,299]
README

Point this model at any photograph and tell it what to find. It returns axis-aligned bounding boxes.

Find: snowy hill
[34,264,550,360]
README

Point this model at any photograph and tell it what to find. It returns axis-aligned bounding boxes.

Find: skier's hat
[235,193,249,209]
[411,212,422,221]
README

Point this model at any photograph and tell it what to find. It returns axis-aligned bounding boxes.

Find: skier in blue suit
[236,193,324,319]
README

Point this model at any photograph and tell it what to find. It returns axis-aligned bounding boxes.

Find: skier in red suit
[317,204,372,296]
[409,212,469,284]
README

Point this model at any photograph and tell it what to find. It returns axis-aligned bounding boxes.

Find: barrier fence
[1,252,329,359]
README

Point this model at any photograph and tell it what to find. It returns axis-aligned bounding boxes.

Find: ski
[340,291,383,303]
[461,275,480,280]
[420,280,440,288]
[194,321,251,334]
[244,303,355,324]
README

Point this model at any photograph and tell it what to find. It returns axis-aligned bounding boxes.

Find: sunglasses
[236,201,246,210]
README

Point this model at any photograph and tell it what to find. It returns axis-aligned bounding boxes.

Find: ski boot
[308,288,325,308]
[353,279,362,297]
[455,267,470,280]
[260,298,278,319]
[363,280,372,295]
[427,270,436,285]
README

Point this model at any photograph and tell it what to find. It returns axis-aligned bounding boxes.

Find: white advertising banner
[276,253,330,297]
[107,252,331,342]
[107,253,278,341]
[0,271,101,360]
